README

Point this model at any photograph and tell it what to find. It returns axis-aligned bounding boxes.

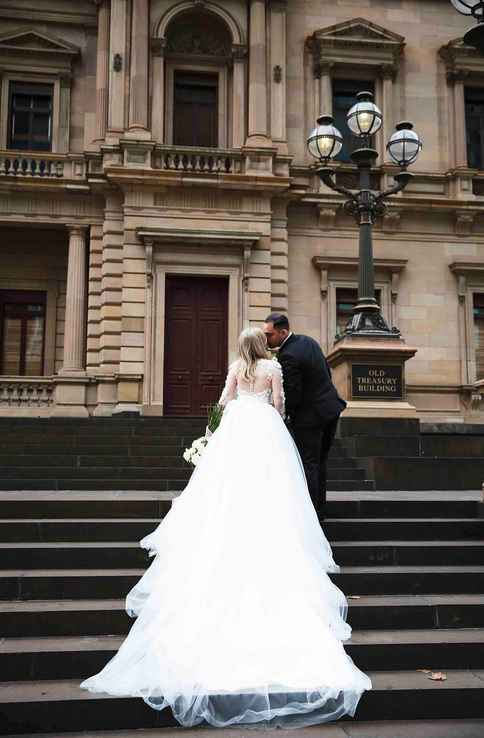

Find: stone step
[2,594,482,639]
[2,629,484,682]
[0,494,479,520]
[6,719,484,738]
[2,518,482,542]
[0,466,367,483]
[328,480,376,492]
[2,565,483,601]
[0,480,187,492]
[1,540,483,569]
[1,671,484,733]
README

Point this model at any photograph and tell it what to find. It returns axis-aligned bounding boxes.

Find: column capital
[66,224,89,237]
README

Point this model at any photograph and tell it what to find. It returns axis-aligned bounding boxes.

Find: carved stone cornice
[312,255,407,301]
[308,17,405,79]
[440,37,484,82]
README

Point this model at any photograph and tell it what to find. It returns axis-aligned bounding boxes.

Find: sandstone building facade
[1,0,484,422]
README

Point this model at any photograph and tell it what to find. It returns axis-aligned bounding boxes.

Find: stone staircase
[0,417,375,493]
[1,491,484,735]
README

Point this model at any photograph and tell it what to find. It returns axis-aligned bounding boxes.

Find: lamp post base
[327,333,418,419]
[339,306,401,340]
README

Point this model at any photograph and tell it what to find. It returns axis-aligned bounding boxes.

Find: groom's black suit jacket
[277,334,347,428]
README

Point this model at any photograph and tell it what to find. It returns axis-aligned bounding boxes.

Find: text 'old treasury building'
[0,0,484,422]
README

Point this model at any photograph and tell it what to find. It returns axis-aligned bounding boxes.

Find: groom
[263,313,347,518]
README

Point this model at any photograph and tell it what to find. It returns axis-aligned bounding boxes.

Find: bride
[80,327,372,727]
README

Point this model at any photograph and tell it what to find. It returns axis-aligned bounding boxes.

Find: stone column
[245,0,271,146]
[318,63,332,117]
[151,39,165,143]
[94,0,110,142]
[128,0,150,136]
[107,0,128,137]
[232,46,246,148]
[453,77,468,168]
[270,0,287,152]
[62,225,88,373]
[380,67,394,163]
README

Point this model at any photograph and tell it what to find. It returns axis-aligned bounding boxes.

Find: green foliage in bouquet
[207,402,224,434]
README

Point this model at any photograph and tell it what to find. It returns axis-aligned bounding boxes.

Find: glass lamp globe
[307,115,343,162]
[347,91,383,137]
[450,0,484,19]
[386,121,422,167]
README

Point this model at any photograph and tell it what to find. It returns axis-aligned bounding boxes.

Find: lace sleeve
[270,360,286,418]
[218,361,239,407]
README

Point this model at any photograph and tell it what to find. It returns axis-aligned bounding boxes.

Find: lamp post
[450,1,484,54]
[307,91,422,340]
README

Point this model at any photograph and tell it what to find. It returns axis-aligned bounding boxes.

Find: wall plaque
[351,364,403,400]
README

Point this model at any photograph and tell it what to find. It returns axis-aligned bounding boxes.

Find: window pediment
[440,37,484,81]
[308,17,405,77]
[0,29,79,75]
[0,29,80,57]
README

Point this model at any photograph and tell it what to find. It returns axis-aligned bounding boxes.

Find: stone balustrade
[153,145,244,175]
[0,378,54,411]
[0,152,86,180]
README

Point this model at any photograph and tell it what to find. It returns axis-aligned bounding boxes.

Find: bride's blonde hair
[237,327,268,384]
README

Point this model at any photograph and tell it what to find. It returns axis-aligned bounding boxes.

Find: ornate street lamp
[307,91,422,339]
[450,1,484,53]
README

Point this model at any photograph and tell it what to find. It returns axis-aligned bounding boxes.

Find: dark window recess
[336,287,381,338]
[0,290,46,376]
[465,87,484,169]
[173,71,218,147]
[8,82,54,152]
[473,292,484,380]
[332,79,375,162]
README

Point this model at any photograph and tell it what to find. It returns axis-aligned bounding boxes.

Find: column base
[92,376,118,416]
[113,375,142,415]
[124,126,152,141]
[52,375,90,417]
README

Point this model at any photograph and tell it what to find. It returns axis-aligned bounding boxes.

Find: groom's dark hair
[265,312,290,330]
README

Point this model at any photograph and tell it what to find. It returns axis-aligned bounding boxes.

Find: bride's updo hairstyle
[237,327,268,384]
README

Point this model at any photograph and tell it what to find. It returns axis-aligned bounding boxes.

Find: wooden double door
[164,275,229,416]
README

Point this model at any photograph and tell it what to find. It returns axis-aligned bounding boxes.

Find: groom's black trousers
[292,415,340,514]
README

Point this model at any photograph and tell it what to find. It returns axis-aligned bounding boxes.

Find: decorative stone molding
[449,260,484,386]
[307,17,405,79]
[312,255,407,301]
[0,30,80,153]
[0,28,80,69]
[439,37,484,81]
[382,209,401,233]
[152,2,246,149]
[318,206,337,230]
[455,211,476,236]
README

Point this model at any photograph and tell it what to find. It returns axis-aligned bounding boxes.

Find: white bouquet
[182,436,208,467]
[182,403,224,468]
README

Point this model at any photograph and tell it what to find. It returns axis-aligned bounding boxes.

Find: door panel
[164,276,228,416]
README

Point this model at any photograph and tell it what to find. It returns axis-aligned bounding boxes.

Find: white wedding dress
[80,358,372,727]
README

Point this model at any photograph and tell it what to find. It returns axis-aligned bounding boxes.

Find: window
[8,81,53,151]
[336,287,381,338]
[465,87,484,170]
[0,290,46,375]
[173,71,218,147]
[473,293,484,380]
[332,79,375,162]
